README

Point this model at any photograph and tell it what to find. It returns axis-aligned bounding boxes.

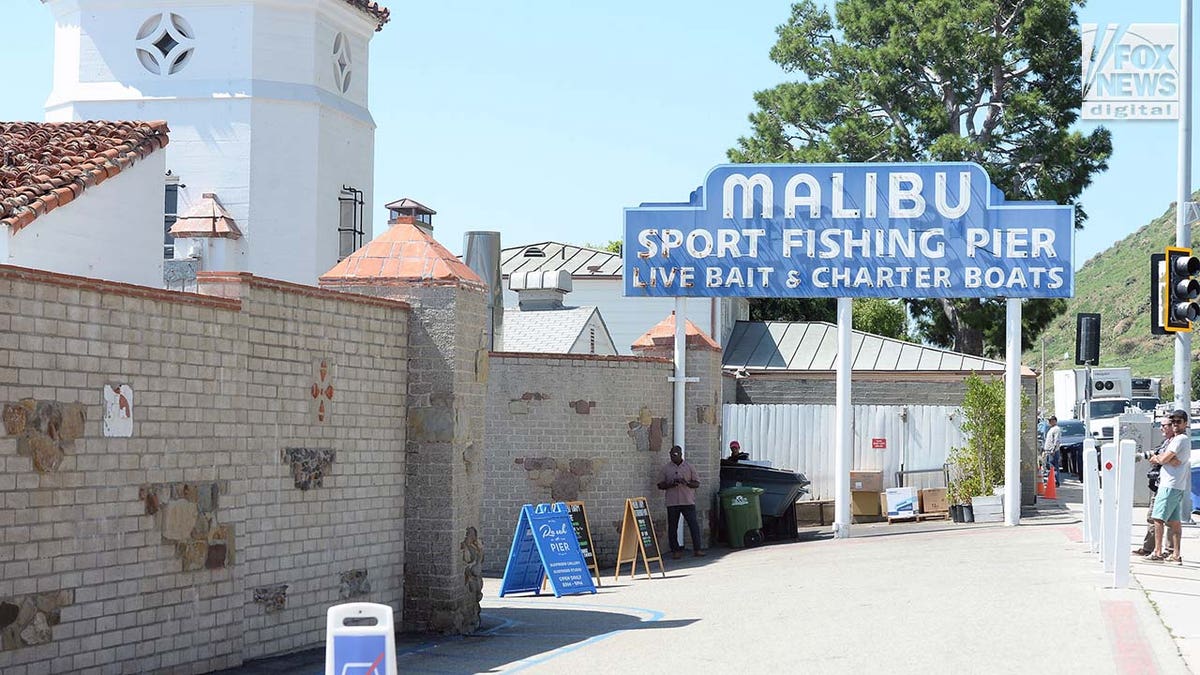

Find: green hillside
[1023,197,1199,409]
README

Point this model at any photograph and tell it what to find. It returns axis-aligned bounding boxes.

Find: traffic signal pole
[1176,0,1193,412]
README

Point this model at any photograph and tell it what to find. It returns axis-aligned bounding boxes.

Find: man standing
[1043,416,1062,487]
[657,445,705,560]
[1149,409,1191,564]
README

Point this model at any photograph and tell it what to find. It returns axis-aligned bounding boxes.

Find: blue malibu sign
[623,163,1074,299]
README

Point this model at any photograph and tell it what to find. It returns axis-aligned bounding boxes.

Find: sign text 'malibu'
[623,163,1074,299]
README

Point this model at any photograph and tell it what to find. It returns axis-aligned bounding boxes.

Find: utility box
[1116,412,1156,507]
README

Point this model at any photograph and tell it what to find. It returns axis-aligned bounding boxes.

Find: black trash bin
[719,463,810,541]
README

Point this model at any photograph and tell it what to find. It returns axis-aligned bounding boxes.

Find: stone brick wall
[0,267,408,674]
[483,351,685,575]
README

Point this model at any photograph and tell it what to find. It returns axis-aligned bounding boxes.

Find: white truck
[1130,376,1162,414]
[1053,367,1133,441]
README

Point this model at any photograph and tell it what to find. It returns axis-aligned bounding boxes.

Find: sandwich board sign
[566,501,602,585]
[325,602,397,675]
[614,497,665,580]
[499,502,597,598]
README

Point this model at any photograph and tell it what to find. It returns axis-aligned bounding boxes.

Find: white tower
[43,0,388,285]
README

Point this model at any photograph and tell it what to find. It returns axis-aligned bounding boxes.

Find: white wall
[7,152,166,287]
[44,0,378,285]
[722,403,968,501]
[567,312,617,355]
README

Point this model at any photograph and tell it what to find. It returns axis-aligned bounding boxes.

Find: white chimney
[509,270,572,310]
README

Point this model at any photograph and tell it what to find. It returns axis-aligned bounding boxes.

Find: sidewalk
[218,482,1199,674]
[1053,476,1200,671]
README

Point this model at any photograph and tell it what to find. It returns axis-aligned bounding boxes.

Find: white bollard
[326,602,398,675]
[1114,440,1137,588]
[1101,442,1118,572]
[1083,440,1100,553]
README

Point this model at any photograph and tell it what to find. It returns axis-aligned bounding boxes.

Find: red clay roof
[169,192,243,239]
[342,0,390,31]
[632,312,722,352]
[0,120,170,233]
[320,219,486,289]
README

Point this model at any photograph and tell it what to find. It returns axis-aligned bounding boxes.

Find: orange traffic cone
[1037,470,1044,495]
[1043,467,1058,500]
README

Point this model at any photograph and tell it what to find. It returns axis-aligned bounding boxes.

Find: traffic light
[1165,246,1200,332]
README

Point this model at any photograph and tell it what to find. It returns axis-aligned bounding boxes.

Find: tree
[749,297,911,341]
[729,0,1112,356]
[585,240,622,255]
[854,298,909,341]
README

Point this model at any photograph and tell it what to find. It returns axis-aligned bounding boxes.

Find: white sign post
[1083,439,1101,553]
[1101,442,1118,573]
[1114,440,1137,588]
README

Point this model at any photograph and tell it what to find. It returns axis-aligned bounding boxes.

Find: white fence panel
[721,403,967,501]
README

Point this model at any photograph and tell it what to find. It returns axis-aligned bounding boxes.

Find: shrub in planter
[948,374,1029,509]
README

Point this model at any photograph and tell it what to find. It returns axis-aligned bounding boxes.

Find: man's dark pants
[667,504,703,552]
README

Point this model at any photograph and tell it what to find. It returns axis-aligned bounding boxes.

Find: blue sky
[0,0,1188,266]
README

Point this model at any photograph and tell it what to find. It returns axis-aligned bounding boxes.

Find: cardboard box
[852,491,881,517]
[850,471,883,493]
[919,488,949,514]
[883,487,917,517]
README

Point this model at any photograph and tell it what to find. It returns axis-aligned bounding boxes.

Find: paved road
[221,480,1200,674]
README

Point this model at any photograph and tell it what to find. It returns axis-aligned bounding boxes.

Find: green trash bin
[720,486,764,548]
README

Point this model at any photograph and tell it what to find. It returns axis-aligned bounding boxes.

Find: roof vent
[586,265,603,273]
[524,247,545,258]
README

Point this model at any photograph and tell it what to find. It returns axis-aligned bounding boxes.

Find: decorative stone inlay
[102,384,134,437]
[140,481,233,571]
[281,448,336,490]
[626,407,666,452]
[310,359,336,423]
[517,457,601,501]
[3,398,85,473]
[135,12,196,76]
[0,590,73,652]
[339,569,371,600]
[459,527,483,631]
[253,585,288,614]
[569,399,595,414]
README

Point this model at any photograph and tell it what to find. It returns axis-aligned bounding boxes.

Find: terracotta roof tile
[320,220,487,289]
[0,120,170,233]
[631,312,721,352]
[341,0,390,31]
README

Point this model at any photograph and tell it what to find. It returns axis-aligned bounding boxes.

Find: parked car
[1056,419,1087,454]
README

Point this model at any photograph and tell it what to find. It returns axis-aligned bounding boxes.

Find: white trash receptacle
[325,602,397,675]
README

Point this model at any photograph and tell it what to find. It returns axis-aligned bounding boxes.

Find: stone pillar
[682,343,723,544]
[319,220,489,634]
[631,313,723,546]
[396,284,487,633]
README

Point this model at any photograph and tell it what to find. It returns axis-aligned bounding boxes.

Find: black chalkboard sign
[565,501,601,585]
[629,497,661,561]
[615,497,665,580]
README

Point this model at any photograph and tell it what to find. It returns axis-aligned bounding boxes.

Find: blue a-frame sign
[499,502,598,598]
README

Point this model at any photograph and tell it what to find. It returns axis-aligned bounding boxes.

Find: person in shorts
[1149,409,1191,563]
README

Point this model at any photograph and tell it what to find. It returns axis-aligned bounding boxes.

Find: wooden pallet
[886,514,918,524]
[916,511,949,521]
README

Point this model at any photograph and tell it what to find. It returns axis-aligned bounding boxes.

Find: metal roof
[499,242,622,278]
[722,321,1006,372]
